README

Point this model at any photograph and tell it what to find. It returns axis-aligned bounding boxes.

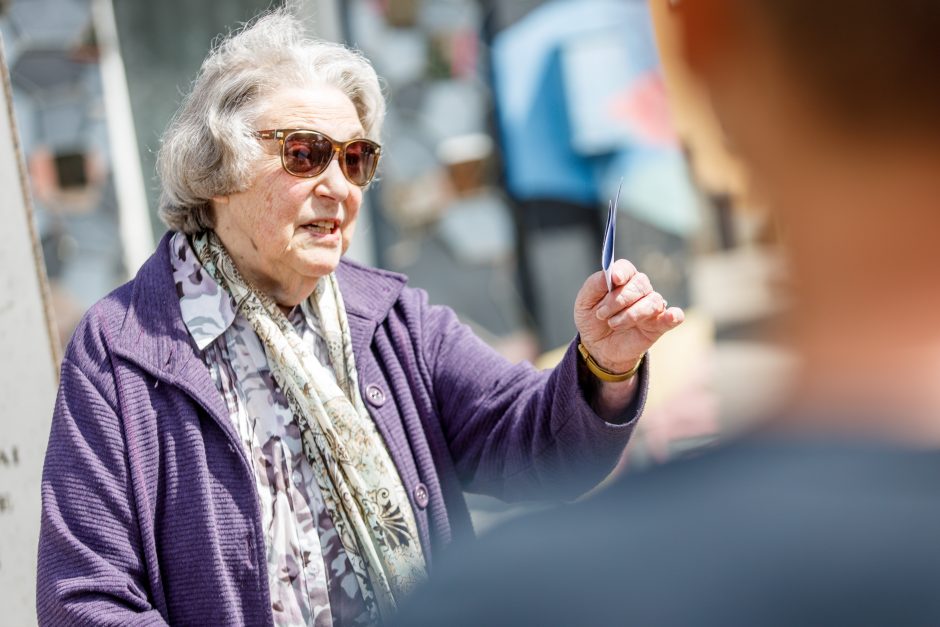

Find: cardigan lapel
[335,259,407,328]
[110,232,241,451]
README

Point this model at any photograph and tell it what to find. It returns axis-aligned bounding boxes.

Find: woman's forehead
[258,86,364,137]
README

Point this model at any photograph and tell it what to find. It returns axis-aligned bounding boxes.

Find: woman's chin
[294,250,341,280]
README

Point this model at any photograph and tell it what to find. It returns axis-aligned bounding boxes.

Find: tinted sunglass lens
[344,141,379,185]
[283,133,332,176]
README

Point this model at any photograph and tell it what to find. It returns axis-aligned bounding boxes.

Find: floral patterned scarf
[193,231,427,623]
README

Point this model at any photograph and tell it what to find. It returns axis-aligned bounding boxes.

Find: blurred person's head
[156,9,385,305]
[673,0,940,435]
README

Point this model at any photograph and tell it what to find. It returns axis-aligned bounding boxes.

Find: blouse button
[413,483,430,510]
[365,384,386,407]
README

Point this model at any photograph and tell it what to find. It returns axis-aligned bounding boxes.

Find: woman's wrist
[577,343,643,423]
[593,376,640,423]
[578,343,643,383]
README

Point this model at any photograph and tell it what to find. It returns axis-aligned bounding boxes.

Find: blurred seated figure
[395,0,940,625]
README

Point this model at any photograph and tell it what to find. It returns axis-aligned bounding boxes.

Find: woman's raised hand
[574,259,684,377]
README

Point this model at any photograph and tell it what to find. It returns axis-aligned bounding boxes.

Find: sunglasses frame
[255,128,382,186]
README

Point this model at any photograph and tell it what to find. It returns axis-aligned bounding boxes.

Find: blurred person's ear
[672,0,737,80]
[670,0,753,147]
[668,0,794,174]
[651,0,754,206]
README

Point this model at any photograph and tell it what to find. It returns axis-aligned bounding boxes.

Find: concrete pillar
[0,33,60,625]
[91,0,155,276]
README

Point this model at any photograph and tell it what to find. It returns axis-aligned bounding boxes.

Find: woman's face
[212,85,366,307]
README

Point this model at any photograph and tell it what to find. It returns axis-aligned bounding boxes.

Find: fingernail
[596,307,610,320]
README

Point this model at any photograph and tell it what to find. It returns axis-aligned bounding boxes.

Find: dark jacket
[397,436,940,627]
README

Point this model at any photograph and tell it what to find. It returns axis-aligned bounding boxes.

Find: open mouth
[302,220,339,235]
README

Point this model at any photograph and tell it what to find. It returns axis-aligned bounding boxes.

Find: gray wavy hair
[156,8,386,234]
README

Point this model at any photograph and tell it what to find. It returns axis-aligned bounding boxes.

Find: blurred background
[1,0,795,531]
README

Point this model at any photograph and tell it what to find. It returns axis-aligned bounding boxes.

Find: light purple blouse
[170,232,368,626]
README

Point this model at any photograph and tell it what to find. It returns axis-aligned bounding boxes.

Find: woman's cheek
[341,220,357,253]
[267,193,302,237]
[340,199,360,251]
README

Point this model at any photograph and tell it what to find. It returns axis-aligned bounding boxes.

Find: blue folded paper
[603,179,623,292]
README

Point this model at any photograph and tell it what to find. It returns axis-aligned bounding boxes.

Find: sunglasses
[255,129,382,186]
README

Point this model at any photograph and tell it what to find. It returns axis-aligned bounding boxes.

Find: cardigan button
[365,384,386,407]
[413,483,429,510]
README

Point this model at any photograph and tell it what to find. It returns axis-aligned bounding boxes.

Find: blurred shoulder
[398,437,940,626]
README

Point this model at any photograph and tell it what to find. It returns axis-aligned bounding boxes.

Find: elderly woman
[37,9,682,627]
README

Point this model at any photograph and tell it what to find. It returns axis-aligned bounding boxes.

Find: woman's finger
[577,259,638,309]
[607,291,667,328]
[596,271,652,320]
[609,259,638,288]
[650,306,686,333]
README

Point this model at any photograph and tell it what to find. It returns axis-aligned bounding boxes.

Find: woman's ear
[211,194,230,206]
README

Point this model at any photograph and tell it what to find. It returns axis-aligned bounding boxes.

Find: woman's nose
[314,157,351,202]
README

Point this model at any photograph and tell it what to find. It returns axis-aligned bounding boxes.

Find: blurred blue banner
[492,0,699,235]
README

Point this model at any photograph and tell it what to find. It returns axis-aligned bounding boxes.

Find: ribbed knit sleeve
[418,290,644,502]
[37,352,168,626]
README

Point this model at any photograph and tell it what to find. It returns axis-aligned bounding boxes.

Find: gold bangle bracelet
[577,343,643,383]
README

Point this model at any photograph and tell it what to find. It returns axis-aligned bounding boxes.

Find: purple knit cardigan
[37,232,646,625]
